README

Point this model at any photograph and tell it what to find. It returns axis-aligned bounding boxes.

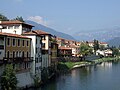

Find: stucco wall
[16,72,34,88]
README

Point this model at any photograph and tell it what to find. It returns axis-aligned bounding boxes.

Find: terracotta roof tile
[59,46,72,50]
[33,30,51,35]
[0,20,34,27]
[22,31,37,35]
[0,32,30,39]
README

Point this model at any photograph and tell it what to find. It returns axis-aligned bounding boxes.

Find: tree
[13,16,24,22]
[0,14,9,21]
[112,47,120,56]
[0,64,18,90]
[99,45,105,50]
[79,42,93,57]
[93,39,99,52]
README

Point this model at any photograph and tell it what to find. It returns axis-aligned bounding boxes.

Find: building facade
[23,31,42,79]
[0,20,34,35]
[0,32,33,88]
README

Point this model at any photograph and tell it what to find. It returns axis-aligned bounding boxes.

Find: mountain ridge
[73,27,120,42]
[26,20,76,40]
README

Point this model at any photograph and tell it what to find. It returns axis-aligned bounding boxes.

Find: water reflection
[39,61,120,90]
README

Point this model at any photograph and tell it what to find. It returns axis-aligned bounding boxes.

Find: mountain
[107,37,120,47]
[73,27,120,42]
[26,20,76,40]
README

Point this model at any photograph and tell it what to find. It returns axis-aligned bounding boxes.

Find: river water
[38,61,120,90]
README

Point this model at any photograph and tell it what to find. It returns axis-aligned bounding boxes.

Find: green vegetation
[0,14,25,22]
[0,14,9,21]
[79,42,93,58]
[93,39,99,52]
[112,47,120,56]
[0,64,18,90]
[57,61,92,71]
[57,56,120,72]
[93,56,120,64]
[33,75,41,87]
[13,16,25,22]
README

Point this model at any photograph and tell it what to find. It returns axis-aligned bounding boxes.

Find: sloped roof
[58,46,72,50]
[0,20,34,27]
[32,30,51,35]
[0,32,30,39]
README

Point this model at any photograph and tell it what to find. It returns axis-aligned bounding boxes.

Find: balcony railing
[3,57,33,63]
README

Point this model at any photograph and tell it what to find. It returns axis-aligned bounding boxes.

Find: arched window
[27,52,29,57]
[7,51,9,58]
[22,51,24,57]
[13,51,15,58]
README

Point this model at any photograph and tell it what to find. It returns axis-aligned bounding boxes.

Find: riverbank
[57,56,120,71]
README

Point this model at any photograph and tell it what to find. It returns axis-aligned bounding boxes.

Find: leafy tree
[79,42,93,57]
[99,45,105,50]
[0,64,18,90]
[112,48,120,56]
[0,14,9,21]
[13,16,24,22]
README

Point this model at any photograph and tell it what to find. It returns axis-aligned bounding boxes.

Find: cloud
[27,16,49,26]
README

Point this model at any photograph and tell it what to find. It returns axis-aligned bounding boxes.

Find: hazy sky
[1,0,120,35]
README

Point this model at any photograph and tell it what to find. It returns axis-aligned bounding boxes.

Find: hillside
[73,27,120,42]
[107,37,120,47]
[26,20,76,40]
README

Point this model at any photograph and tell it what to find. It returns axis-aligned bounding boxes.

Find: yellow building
[0,32,32,72]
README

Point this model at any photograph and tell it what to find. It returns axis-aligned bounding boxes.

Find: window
[2,26,7,29]
[13,51,15,58]
[27,52,29,57]
[12,39,16,46]
[42,35,46,40]
[36,47,37,53]
[8,25,13,29]
[7,38,10,46]
[19,51,21,57]
[22,40,24,46]
[22,51,24,57]
[7,51,9,58]
[16,51,18,57]
[18,39,20,46]
[42,43,45,48]
[14,25,19,29]
[36,39,37,44]
[27,41,29,46]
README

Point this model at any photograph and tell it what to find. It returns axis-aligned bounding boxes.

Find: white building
[96,49,112,56]
[70,45,80,57]
[33,30,52,68]
[23,31,42,79]
[0,20,36,88]
[0,20,34,35]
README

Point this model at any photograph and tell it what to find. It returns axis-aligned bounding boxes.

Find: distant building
[58,46,72,57]
[99,42,108,48]
[70,45,80,57]
[96,49,112,57]
[51,39,58,69]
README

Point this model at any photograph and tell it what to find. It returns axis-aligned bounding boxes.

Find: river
[38,61,120,90]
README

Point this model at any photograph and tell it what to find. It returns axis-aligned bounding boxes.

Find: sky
[1,0,120,35]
